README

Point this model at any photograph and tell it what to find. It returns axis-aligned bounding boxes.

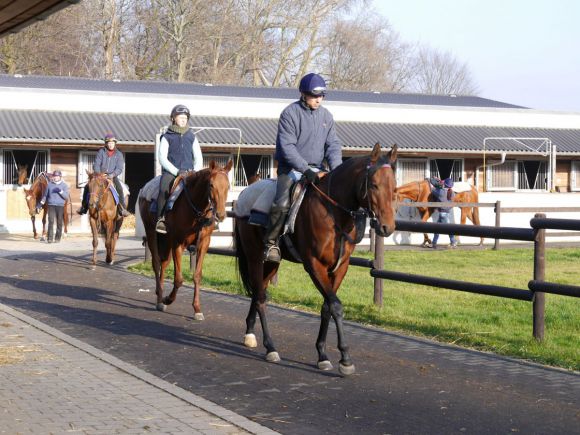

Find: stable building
[1,74,579,235]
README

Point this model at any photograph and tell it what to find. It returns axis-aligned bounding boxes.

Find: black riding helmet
[170,104,190,121]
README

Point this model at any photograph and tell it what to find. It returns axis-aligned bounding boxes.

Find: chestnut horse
[23,172,71,240]
[395,179,483,246]
[86,171,124,267]
[139,160,233,320]
[17,164,28,185]
[234,143,397,375]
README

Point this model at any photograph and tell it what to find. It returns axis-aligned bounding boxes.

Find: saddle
[234,178,307,234]
[139,174,186,215]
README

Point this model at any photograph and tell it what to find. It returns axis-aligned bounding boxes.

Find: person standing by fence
[430,177,457,249]
[38,170,69,243]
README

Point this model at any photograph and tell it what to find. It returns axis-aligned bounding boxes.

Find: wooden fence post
[533,213,546,341]
[369,227,375,253]
[494,200,501,250]
[373,231,384,306]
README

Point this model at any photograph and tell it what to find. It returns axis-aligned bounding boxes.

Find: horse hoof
[107,261,114,266]
[339,363,356,376]
[193,313,205,321]
[317,360,333,371]
[244,333,258,348]
[40,237,45,242]
[156,303,167,312]
[265,352,281,363]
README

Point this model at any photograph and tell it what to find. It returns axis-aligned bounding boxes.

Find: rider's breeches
[272,172,294,210]
[112,177,126,207]
[157,171,176,219]
[47,205,64,241]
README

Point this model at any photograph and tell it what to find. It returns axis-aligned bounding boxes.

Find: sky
[373,0,580,112]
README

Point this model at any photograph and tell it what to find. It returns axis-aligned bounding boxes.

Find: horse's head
[362,143,397,237]
[208,159,233,222]
[87,171,110,211]
[23,188,37,216]
[23,174,47,216]
[17,164,28,186]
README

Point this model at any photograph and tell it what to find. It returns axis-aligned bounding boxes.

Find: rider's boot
[155,214,167,234]
[262,206,287,263]
[76,204,88,215]
[118,203,131,217]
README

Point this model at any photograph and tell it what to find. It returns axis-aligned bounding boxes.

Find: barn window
[429,159,463,182]
[1,149,48,185]
[517,160,547,190]
[397,159,428,185]
[78,151,97,187]
[232,154,272,187]
[487,161,517,191]
[571,161,580,191]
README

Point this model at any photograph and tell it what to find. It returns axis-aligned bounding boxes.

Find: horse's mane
[184,168,211,190]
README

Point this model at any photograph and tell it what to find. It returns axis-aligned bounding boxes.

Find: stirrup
[155,218,167,234]
[263,245,281,263]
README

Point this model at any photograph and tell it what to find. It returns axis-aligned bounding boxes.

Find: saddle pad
[234,179,277,218]
[139,176,161,201]
[452,182,473,193]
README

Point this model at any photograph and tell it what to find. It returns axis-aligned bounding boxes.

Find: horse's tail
[233,218,254,298]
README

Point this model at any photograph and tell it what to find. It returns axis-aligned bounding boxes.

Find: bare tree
[411,46,479,95]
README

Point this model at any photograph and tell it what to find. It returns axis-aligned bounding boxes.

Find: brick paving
[0,303,276,435]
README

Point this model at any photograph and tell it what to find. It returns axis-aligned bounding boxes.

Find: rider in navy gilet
[155,104,204,234]
[164,129,195,172]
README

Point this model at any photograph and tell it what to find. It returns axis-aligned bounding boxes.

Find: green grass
[128,247,580,371]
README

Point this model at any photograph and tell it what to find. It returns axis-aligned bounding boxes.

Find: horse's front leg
[244,260,280,362]
[163,244,184,307]
[41,208,48,241]
[315,299,333,371]
[89,218,99,267]
[104,221,115,265]
[63,200,69,237]
[421,207,433,246]
[190,232,212,320]
[328,294,355,375]
[31,216,37,239]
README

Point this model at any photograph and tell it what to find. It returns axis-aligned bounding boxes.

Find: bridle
[88,174,112,212]
[310,161,393,229]
[181,169,229,225]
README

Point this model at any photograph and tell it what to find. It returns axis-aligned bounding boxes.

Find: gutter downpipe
[478,138,506,191]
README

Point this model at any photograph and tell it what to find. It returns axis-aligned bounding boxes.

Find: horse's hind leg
[421,208,433,246]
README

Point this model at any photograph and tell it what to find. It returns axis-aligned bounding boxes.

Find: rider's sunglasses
[307,87,326,98]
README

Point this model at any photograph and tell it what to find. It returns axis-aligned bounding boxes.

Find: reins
[181,169,230,224]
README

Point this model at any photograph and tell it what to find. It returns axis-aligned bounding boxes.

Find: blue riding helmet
[52,170,62,177]
[299,73,327,96]
[444,177,454,188]
[104,132,117,144]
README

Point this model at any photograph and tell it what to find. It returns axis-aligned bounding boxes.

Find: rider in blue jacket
[39,170,69,243]
[430,177,457,249]
[263,73,342,262]
[77,133,130,217]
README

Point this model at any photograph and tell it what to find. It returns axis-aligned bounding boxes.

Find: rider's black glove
[303,168,318,183]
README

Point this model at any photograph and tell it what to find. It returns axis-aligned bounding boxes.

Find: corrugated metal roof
[0,109,579,154]
[0,74,525,109]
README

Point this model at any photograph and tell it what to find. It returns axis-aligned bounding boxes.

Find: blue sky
[373,0,580,112]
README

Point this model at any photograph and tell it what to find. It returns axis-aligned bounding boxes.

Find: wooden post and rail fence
[144,201,580,342]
